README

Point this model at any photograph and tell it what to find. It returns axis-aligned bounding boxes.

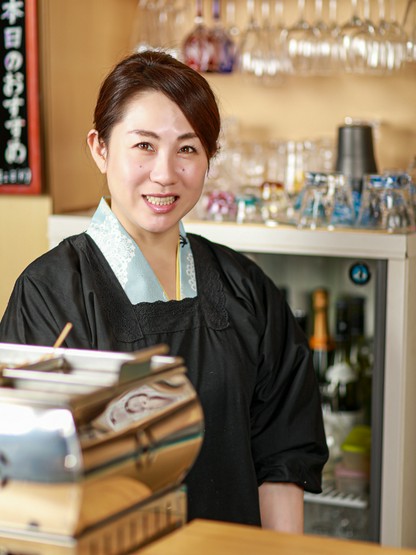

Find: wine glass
[271,0,292,75]
[339,0,365,72]
[377,0,408,72]
[130,0,160,52]
[157,0,189,60]
[236,0,263,77]
[349,0,378,74]
[224,0,241,42]
[286,0,317,75]
[311,0,341,74]
[403,0,416,62]
[257,0,284,83]
[208,0,236,73]
[182,0,213,72]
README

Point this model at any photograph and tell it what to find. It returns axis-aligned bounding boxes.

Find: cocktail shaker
[335,124,378,196]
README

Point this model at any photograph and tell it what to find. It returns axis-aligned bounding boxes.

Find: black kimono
[0,232,328,525]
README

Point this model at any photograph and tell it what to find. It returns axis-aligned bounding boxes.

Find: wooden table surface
[137,519,416,555]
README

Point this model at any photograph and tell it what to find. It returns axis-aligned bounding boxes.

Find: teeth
[145,195,176,206]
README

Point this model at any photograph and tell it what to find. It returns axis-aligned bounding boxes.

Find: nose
[149,150,178,186]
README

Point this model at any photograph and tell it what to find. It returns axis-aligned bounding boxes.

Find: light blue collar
[86,198,197,303]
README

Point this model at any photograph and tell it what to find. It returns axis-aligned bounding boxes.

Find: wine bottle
[326,298,361,412]
[349,296,373,424]
[309,288,335,388]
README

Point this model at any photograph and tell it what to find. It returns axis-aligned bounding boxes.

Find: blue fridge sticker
[349,262,371,286]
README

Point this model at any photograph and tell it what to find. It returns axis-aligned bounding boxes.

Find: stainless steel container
[0,343,204,554]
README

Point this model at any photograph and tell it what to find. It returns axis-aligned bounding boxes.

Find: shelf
[184,221,416,261]
[48,215,416,261]
[304,486,369,509]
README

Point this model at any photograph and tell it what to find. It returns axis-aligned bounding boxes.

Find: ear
[87,129,107,173]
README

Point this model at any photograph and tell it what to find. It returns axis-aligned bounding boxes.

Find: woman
[0,50,328,532]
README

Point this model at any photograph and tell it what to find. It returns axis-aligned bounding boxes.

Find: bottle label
[326,362,358,385]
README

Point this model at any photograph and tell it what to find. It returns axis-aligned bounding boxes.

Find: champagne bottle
[310,288,335,388]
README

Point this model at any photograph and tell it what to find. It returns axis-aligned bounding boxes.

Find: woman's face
[88,91,209,241]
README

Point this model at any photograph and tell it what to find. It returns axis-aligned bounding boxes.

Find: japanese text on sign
[0,0,31,185]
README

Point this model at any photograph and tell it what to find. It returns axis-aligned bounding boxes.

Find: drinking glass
[130,0,159,52]
[208,0,236,72]
[328,173,356,228]
[271,0,292,75]
[297,172,334,229]
[349,0,378,73]
[403,0,416,62]
[182,0,213,72]
[236,0,263,77]
[339,0,365,72]
[286,0,317,75]
[257,0,285,83]
[312,0,342,74]
[260,181,291,225]
[356,173,415,232]
[298,172,355,229]
[377,0,408,72]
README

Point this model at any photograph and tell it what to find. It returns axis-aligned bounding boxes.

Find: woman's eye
[137,142,154,151]
[179,145,197,154]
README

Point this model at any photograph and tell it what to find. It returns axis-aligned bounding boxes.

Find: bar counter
[137,520,416,555]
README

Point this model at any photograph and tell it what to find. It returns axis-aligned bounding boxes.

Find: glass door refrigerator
[183,221,416,548]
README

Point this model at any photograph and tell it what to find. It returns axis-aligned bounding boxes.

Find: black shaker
[335,124,378,197]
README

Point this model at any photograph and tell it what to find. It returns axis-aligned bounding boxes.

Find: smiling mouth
[144,195,177,206]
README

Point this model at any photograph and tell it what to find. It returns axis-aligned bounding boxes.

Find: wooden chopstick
[52,322,73,349]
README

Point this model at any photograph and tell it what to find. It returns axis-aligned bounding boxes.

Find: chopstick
[52,322,73,349]
[35,322,73,363]
[0,322,74,374]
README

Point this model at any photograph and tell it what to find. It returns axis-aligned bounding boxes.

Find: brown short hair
[93,50,221,161]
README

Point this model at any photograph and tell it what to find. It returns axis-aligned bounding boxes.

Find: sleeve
[249,269,329,493]
[0,273,68,347]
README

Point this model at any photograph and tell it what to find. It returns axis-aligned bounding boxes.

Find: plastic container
[341,425,371,475]
[335,463,369,496]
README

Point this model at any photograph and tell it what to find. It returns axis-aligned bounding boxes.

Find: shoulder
[19,233,93,281]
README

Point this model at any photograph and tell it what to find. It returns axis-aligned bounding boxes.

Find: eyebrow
[128,130,199,141]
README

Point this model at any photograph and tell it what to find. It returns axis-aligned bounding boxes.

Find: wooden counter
[137,520,416,555]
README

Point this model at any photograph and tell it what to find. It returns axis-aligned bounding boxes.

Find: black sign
[0,0,41,194]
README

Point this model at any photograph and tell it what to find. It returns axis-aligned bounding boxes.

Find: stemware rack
[130,0,416,78]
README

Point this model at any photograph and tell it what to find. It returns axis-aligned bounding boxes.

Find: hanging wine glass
[157,0,189,60]
[349,0,378,74]
[286,0,317,75]
[311,0,341,75]
[130,0,160,52]
[403,0,416,62]
[236,0,263,77]
[271,0,292,75]
[225,0,240,42]
[257,0,284,82]
[182,0,213,72]
[208,0,236,72]
[339,0,365,72]
[326,0,343,73]
[377,0,408,71]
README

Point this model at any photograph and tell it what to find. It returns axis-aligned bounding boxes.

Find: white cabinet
[48,215,416,548]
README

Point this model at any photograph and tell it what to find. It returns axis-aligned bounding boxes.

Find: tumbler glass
[356,173,415,232]
[328,173,356,229]
[298,172,354,230]
[260,181,291,225]
[297,172,332,229]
